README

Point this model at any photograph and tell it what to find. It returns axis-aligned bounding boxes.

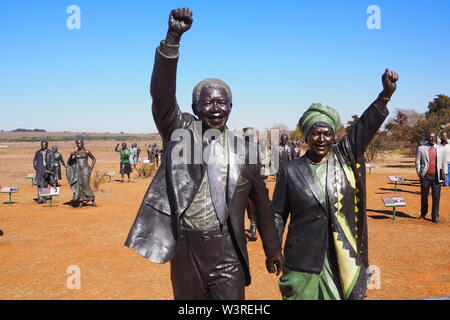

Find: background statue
[52,145,66,187]
[67,139,97,208]
[33,141,55,204]
[275,133,295,177]
[416,132,447,223]
[129,143,141,169]
[115,143,132,182]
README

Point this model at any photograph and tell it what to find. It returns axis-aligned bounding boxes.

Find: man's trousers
[420,174,441,221]
[170,225,245,300]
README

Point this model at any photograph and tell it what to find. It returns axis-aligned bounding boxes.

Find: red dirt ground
[0,142,449,300]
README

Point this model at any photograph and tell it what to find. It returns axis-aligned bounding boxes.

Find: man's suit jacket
[416,144,448,181]
[33,149,55,187]
[125,46,281,286]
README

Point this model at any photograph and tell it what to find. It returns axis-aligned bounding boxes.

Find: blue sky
[1,0,449,133]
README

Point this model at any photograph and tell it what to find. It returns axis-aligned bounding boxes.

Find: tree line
[289,94,450,162]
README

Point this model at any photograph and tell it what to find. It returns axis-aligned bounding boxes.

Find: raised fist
[168,8,193,37]
[381,69,399,98]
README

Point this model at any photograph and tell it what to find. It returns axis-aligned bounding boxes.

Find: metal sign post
[38,187,60,208]
[388,176,405,193]
[26,174,36,187]
[105,172,116,183]
[382,196,407,220]
[1,187,19,205]
[366,163,376,175]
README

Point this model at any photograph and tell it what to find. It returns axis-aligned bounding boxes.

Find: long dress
[53,152,63,181]
[66,152,95,202]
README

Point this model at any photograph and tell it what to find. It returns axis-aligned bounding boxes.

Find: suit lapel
[297,156,327,213]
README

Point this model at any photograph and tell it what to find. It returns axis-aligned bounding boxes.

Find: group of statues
[32,140,162,206]
[123,8,403,300]
[33,139,97,207]
[18,7,447,301]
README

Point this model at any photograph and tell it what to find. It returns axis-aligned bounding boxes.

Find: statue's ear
[229,103,233,110]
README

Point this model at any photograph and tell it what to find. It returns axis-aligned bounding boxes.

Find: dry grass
[135,163,157,179]
[91,170,108,192]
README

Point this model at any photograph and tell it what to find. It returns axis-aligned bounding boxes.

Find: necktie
[207,140,228,225]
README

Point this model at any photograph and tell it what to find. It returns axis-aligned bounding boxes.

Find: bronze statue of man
[416,132,447,222]
[33,141,55,204]
[276,133,295,175]
[125,8,283,300]
[273,69,399,300]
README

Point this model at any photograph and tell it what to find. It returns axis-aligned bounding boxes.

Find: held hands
[166,8,193,45]
[381,68,399,99]
[266,252,284,276]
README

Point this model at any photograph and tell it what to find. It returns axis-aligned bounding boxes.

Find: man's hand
[266,252,284,276]
[165,8,193,45]
[381,68,399,99]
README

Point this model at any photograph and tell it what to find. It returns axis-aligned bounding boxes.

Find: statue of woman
[52,146,66,187]
[66,139,97,208]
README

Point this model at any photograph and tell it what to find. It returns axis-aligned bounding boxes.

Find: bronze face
[307,127,335,161]
[280,134,289,146]
[76,140,84,150]
[198,87,231,131]
[40,141,48,151]
[426,133,437,146]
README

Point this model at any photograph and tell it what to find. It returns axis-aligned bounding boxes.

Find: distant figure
[416,132,448,223]
[259,138,272,177]
[0,230,3,238]
[276,133,295,175]
[67,139,97,208]
[52,146,66,187]
[293,142,301,159]
[33,141,55,204]
[136,144,141,165]
[129,143,141,169]
[147,143,160,166]
[439,132,450,187]
[116,143,132,182]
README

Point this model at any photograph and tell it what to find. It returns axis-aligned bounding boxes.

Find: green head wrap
[298,103,341,138]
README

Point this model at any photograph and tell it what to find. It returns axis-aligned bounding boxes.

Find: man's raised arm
[151,8,193,142]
